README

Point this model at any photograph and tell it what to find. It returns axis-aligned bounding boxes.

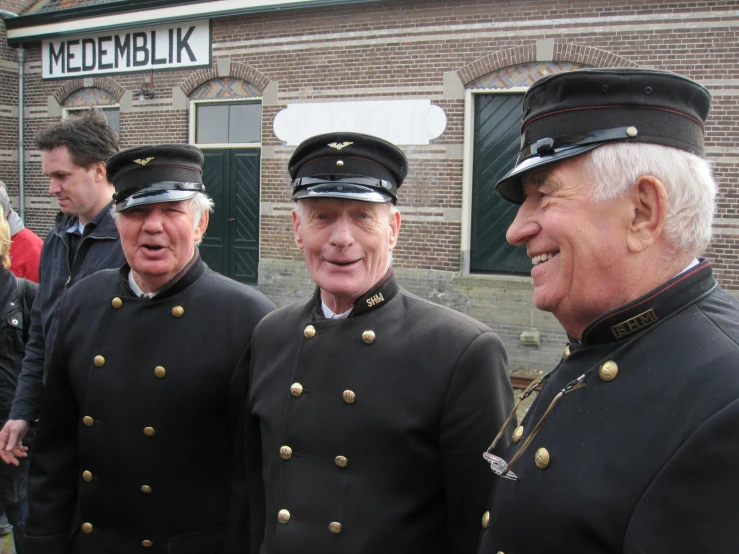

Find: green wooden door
[470,93,531,274]
[200,149,260,284]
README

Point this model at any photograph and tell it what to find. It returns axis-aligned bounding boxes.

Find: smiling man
[24,144,275,554]
[478,69,739,553]
[246,132,513,554]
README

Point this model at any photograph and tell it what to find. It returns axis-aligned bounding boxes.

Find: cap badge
[328,142,354,150]
[133,157,155,166]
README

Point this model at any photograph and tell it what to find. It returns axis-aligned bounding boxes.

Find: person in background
[25,144,275,553]
[0,110,125,466]
[0,208,37,553]
[0,183,42,283]
[246,132,514,554]
[478,68,739,553]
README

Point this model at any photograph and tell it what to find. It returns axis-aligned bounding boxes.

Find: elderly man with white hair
[478,68,739,553]
[23,144,275,554]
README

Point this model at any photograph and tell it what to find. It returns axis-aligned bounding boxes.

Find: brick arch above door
[180,61,270,97]
[456,42,638,87]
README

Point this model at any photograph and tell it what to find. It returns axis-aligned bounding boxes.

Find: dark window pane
[197,104,230,144]
[228,103,262,143]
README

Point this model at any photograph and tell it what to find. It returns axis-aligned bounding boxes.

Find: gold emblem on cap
[336,160,344,167]
[133,157,155,165]
[328,142,353,150]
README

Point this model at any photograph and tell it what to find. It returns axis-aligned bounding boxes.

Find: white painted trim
[8,0,341,40]
[460,88,474,276]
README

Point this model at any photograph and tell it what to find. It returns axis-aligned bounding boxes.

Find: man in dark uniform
[246,132,514,554]
[478,68,739,553]
[24,144,275,553]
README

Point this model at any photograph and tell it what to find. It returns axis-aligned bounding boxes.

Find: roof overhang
[5,0,381,46]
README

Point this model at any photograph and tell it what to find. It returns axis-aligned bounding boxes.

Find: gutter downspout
[17,46,25,220]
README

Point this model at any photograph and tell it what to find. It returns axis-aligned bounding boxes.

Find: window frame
[189,97,263,150]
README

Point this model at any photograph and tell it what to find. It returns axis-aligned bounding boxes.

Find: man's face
[506,155,635,337]
[292,198,401,314]
[115,200,208,293]
[42,146,107,224]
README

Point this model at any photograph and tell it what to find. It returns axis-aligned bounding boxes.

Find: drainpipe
[17,46,25,220]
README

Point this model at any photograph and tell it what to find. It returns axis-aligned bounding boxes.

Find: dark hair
[35,109,118,169]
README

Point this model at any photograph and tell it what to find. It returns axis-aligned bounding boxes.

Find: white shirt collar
[322,300,351,320]
[128,270,158,298]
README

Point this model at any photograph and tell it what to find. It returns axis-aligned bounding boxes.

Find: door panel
[200,149,260,284]
[470,93,531,274]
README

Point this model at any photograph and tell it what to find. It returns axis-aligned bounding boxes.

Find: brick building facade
[1,0,737,374]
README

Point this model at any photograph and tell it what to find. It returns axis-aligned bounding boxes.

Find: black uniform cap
[289,132,408,204]
[108,144,205,212]
[495,68,712,204]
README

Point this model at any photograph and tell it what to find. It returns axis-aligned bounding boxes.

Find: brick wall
[3,0,739,371]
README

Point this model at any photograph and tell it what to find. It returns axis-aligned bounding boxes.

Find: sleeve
[10,242,49,422]
[624,397,739,554]
[24,294,78,553]
[439,330,514,554]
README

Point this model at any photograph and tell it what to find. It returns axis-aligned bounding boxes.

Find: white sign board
[42,20,211,79]
[273,99,447,146]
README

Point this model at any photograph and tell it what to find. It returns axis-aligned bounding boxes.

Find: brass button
[141,485,152,494]
[82,470,93,482]
[342,390,356,404]
[154,366,166,378]
[93,355,105,367]
[535,447,550,470]
[142,540,153,548]
[82,416,94,427]
[334,455,348,468]
[599,360,618,382]
[280,446,293,460]
[563,345,570,359]
[81,522,93,534]
[290,383,303,397]
[336,160,344,167]
[362,330,375,344]
[626,126,638,137]
[172,306,184,318]
[143,426,156,437]
[278,509,290,524]
[111,297,122,309]
[328,521,343,534]
[482,510,490,529]
[512,425,524,443]
[304,325,316,339]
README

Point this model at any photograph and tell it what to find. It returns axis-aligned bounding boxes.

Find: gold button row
[288,383,356,404]
[111,297,185,321]
[93,356,169,381]
[276,510,343,534]
[303,325,377,346]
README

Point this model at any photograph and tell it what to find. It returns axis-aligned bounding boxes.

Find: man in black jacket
[247,132,513,554]
[478,68,739,552]
[24,144,275,553]
[0,110,125,465]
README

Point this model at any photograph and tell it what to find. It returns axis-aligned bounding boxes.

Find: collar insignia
[328,142,353,150]
[611,309,659,339]
[133,157,155,165]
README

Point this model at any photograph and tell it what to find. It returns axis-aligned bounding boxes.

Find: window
[196,101,262,144]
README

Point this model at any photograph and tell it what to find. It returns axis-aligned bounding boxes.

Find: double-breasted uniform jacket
[247,271,514,554]
[25,256,276,554]
[479,260,739,553]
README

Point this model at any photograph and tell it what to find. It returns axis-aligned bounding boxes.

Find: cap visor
[495,143,602,204]
[293,182,393,203]
[115,189,199,212]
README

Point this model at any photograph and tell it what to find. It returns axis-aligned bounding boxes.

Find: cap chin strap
[518,126,638,164]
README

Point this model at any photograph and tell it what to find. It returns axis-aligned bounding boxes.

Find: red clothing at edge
[10,227,43,283]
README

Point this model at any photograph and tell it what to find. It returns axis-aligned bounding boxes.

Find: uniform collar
[313,269,400,319]
[579,258,717,346]
[119,250,205,300]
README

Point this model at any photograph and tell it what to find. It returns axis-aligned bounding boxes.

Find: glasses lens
[483,451,518,481]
